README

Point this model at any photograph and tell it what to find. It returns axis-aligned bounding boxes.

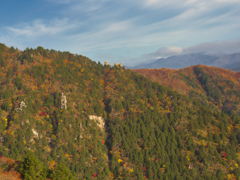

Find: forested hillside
[1,43,240,179]
[132,66,240,117]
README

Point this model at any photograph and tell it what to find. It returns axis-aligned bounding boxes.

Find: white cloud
[156,46,183,56]
[142,0,240,9]
[119,45,184,66]
[53,0,111,14]
[183,39,240,54]
[6,19,77,38]
[68,20,132,52]
[124,39,240,66]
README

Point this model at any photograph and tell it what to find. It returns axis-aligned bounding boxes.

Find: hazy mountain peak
[127,53,240,71]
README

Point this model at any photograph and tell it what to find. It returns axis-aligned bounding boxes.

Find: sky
[0,0,240,66]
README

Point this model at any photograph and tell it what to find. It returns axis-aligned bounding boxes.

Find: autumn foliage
[1,43,240,179]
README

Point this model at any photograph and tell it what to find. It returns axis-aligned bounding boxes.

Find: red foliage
[143,166,146,171]
[40,112,47,116]
[92,173,98,177]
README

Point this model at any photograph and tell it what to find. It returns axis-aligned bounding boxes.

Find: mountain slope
[132,65,240,116]
[0,43,240,179]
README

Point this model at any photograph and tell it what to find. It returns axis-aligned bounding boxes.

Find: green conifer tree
[19,151,47,180]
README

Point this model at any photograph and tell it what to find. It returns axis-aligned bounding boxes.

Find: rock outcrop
[89,115,105,131]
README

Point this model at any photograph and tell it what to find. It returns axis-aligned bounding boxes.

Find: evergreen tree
[19,151,47,180]
[51,162,74,180]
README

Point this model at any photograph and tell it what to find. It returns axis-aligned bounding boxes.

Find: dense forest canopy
[0,43,240,179]
[132,66,240,117]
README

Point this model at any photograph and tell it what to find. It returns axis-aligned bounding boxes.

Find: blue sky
[0,0,240,66]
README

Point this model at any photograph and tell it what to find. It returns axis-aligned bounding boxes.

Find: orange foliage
[0,156,21,180]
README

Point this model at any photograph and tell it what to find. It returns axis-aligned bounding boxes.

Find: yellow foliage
[10,131,14,135]
[227,173,235,179]
[115,151,121,158]
[51,134,56,140]
[235,163,238,168]
[129,168,134,172]
[118,159,123,163]
[48,160,56,169]
[3,130,7,135]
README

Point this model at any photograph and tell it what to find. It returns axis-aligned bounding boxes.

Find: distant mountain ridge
[127,53,240,71]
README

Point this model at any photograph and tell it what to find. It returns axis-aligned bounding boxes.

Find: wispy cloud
[69,0,109,13]
[6,19,78,38]
[141,0,240,9]
[183,39,240,54]
[68,20,133,52]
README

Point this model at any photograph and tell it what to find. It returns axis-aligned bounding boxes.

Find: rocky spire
[61,93,67,110]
